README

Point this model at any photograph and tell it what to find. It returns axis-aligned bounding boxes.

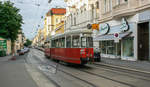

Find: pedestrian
[94,47,101,62]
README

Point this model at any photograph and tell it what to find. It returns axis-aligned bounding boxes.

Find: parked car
[17,49,25,55]
[24,47,30,53]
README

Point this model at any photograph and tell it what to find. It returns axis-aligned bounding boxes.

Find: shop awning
[94,32,132,41]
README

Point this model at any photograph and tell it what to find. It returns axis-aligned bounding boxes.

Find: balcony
[137,0,150,10]
[112,1,138,18]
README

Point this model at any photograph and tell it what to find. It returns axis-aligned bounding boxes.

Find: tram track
[57,64,136,87]
[32,49,150,87]
[25,53,61,87]
[33,50,134,87]
[92,63,150,80]
[28,52,98,87]
[44,59,134,87]
[78,69,135,87]
[89,64,150,82]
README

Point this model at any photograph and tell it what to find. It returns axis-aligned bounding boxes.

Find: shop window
[114,41,121,56]
[107,40,115,55]
[122,37,134,57]
[100,40,121,55]
[100,41,107,54]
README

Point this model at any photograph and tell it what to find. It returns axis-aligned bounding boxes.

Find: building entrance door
[138,22,149,60]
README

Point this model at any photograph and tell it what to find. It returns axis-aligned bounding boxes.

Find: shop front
[138,9,150,61]
[94,18,136,60]
[0,37,7,56]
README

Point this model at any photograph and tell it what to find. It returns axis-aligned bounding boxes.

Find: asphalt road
[25,49,150,87]
[0,53,38,87]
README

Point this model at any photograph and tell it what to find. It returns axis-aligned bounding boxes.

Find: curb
[94,62,150,74]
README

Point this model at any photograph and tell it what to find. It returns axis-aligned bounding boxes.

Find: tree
[0,1,23,55]
[24,39,32,47]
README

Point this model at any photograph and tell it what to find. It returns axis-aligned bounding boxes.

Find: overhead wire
[32,0,50,38]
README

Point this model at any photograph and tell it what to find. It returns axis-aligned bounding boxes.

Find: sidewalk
[0,55,38,87]
[0,55,11,61]
[95,57,150,73]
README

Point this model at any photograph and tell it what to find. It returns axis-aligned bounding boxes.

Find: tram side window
[61,38,65,48]
[58,38,61,48]
[81,37,86,48]
[87,37,93,48]
[51,40,56,48]
[66,36,71,48]
[72,36,80,47]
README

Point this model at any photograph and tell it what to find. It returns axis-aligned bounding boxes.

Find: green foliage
[24,39,32,47]
[0,1,23,42]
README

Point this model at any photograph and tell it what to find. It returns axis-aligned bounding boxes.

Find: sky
[3,0,66,40]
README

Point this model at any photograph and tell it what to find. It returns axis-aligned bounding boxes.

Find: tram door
[138,22,149,60]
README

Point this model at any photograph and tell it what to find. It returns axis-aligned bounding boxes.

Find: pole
[116,43,117,58]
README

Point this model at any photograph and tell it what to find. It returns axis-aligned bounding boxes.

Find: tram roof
[51,29,92,40]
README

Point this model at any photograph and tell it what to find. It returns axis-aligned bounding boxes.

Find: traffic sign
[114,33,119,43]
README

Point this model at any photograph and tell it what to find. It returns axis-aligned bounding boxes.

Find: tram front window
[81,37,86,47]
[87,37,93,48]
[72,36,80,47]
[81,37,93,48]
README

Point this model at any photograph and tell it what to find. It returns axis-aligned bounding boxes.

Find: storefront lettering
[100,23,110,35]
[120,18,129,32]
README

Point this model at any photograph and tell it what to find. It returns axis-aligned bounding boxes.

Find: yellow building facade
[55,21,65,35]
[46,8,66,36]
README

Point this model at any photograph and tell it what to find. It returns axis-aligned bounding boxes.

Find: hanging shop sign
[120,18,129,32]
[87,24,92,29]
[99,23,110,35]
[92,24,99,30]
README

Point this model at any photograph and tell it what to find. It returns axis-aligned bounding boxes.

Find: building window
[74,17,76,25]
[96,1,99,9]
[124,0,128,2]
[116,0,128,5]
[84,8,86,11]
[104,0,112,13]
[70,14,73,26]
[91,4,94,18]
[109,0,112,11]
[116,0,121,5]
[122,37,134,57]
[56,19,58,23]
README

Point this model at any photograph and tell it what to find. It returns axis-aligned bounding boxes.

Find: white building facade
[64,0,100,48]
[96,0,150,61]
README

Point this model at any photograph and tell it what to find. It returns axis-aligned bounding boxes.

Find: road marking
[25,63,57,87]
[38,65,57,74]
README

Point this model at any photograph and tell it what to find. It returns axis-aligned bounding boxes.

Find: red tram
[44,30,94,65]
